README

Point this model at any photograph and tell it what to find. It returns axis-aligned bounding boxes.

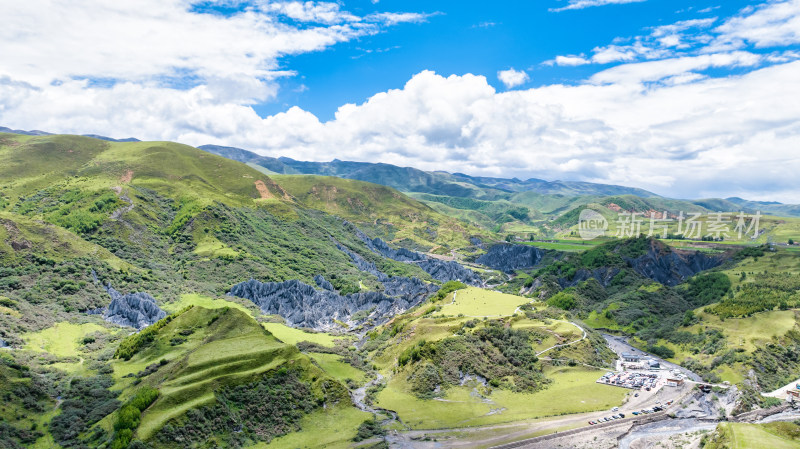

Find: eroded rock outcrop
[476,244,547,273]
[558,267,621,288]
[229,277,437,330]
[626,246,723,287]
[103,285,166,329]
[314,275,335,291]
[350,227,481,285]
[335,240,387,281]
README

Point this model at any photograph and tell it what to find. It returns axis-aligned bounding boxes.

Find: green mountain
[3,131,800,448]
[0,132,515,448]
[198,144,660,199]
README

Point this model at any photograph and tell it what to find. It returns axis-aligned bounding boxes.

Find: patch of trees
[546,290,576,310]
[432,280,466,302]
[49,375,120,447]
[157,367,323,448]
[684,272,731,306]
[645,344,675,359]
[114,307,192,360]
[706,272,800,318]
[402,322,548,398]
[353,419,386,442]
[110,387,159,449]
[733,245,766,261]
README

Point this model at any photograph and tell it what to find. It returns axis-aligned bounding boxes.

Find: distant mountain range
[0,126,140,142]
[198,144,659,199]
[1,126,797,218]
[199,144,800,219]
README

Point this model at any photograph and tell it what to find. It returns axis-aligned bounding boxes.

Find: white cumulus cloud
[497,68,530,88]
[2,0,800,204]
[550,0,647,13]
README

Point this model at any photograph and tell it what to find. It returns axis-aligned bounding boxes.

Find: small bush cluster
[49,375,120,447]
[114,307,192,360]
[353,418,386,442]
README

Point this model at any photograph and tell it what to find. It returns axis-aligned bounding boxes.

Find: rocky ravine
[229,275,437,330]
[350,223,483,286]
[230,224,489,330]
[476,243,547,273]
[626,245,724,287]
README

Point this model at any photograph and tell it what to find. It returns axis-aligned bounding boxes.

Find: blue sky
[2,0,800,202]
[266,0,755,119]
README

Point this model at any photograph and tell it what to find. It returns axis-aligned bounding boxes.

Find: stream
[351,373,403,426]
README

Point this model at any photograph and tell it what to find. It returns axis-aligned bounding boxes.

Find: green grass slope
[357,287,619,429]
[273,174,489,251]
[108,306,362,447]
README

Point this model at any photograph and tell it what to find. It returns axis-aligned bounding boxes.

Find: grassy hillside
[626,246,800,390]
[703,421,800,448]
[355,286,620,429]
[0,133,477,447]
[273,174,490,251]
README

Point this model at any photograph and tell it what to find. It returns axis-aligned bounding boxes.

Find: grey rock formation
[335,241,387,281]
[103,285,166,329]
[626,247,723,287]
[470,237,484,249]
[417,258,482,285]
[0,338,7,348]
[229,277,437,330]
[554,245,723,288]
[558,267,621,288]
[476,244,547,273]
[349,226,481,285]
[314,275,335,291]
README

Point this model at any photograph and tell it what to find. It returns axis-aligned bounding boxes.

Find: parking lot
[597,371,660,390]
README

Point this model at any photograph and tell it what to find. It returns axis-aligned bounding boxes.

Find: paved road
[762,377,800,399]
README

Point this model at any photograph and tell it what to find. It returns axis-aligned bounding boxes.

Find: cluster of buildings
[622,352,661,370]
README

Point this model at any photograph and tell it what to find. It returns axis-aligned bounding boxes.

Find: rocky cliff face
[314,275,335,291]
[476,244,547,273]
[335,240,387,281]
[626,246,723,287]
[229,276,437,330]
[557,267,622,288]
[103,285,166,329]
[351,226,482,285]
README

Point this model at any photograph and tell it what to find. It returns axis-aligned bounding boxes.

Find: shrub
[353,419,386,442]
[546,291,576,310]
[115,306,192,360]
[433,280,466,302]
[110,387,159,449]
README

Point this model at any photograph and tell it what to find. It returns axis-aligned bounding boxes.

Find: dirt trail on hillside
[254,180,273,199]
